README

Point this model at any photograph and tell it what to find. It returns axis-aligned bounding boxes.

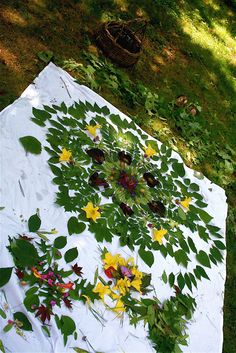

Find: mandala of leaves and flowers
[2,100,225,353]
[25,101,225,283]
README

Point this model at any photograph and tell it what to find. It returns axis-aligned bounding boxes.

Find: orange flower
[31,267,42,279]
[56,281,74,290]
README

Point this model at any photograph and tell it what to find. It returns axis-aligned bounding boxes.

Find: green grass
[0,0,235,351]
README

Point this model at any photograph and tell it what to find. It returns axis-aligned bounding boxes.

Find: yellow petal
[59,148,72,162]
[103,252,120,270]
[132,267,143,279]
[82,202,101,222]
[180,197,192,210]
[113,299,125,314]
[86,124,101,137]
[143,144,157,158]
[152,228,167,244]
[131,278,142,293]
[93,282,111,301]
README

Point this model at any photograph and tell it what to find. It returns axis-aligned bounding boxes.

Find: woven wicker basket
[95,19,147,67]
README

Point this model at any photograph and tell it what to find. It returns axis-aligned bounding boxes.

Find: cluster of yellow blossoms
[93,252,144,315]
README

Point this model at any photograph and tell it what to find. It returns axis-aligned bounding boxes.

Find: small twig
[18,180,25,197]
[60,76,72,98]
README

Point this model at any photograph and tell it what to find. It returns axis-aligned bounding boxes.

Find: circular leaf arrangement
[36,101,225,291]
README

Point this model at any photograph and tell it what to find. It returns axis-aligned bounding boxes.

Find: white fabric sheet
[0,63,227,353]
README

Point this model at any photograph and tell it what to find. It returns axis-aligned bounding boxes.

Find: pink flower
[41,274,47,280]
[48,271,54,278]
[8,320,14,325]
[50,300,56,307]
[120,266,133,278]
[48,279,54,286]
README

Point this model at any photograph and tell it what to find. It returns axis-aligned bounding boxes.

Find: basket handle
[125,18,148,42]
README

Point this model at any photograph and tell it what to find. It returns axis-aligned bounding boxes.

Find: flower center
[117,170,138,196]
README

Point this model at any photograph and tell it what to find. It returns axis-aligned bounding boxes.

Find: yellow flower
[143,144,157,158]
[59,148,72,162]
[93,282,111,301]
[117,256,134,267]
[82,202,101,222]
[152,228,167,244]
[103,252,120,270]
[114,278,131,296]
[131,278,142,293]
[110,291,120,300]
[132,267,143,279]
[180,197,192,210]
[112,299,125,314]
[86,124,101,137]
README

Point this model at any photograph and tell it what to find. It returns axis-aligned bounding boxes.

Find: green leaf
[147,305,156,327]
[24,294,40,312]
[184,273,192,292]
[25,286,38,296]
[189,272,197,288]
[189,183,199,192]
[174,249,189,267]
[169,273,175,287]
[172,162,185,177]
[73,348,90,353]
[210,246,223,262]
[0,267,13,287]
[177,273,185,290]
[196,251,211,268]
[194,265,210,280]
[3,323,13,333]
[0,339,6,353]
[162,270,167,284]
[178,207,187,221]
[67,217,86,235]
[13,312,33,331]
[41,325,51,337]
[10,239,39,267]
[187,237,197,253]
[19,136,42,155]
[64,247,78,263]
[0,309,6,319]
[61,315,76,335]
[54,236,67,249]
[33,107,51,121]
[214,240,226,250]
[197,209,213,224]
[198,225,210,242]
[28,213,41,232]
[138,248,154,267]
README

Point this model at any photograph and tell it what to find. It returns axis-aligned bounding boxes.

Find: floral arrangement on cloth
[1,213,98,345]
[91,249,196,351]
[93,250,152,315]
[13,100,226,352]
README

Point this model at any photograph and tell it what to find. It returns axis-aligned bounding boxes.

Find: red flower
[71,264,83,276]
[120,203,134,217]
[63,298,73,309]
[104,266,115,279]
[15,269,24,280]
[35,305,52,323]
[89,172,109,188]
